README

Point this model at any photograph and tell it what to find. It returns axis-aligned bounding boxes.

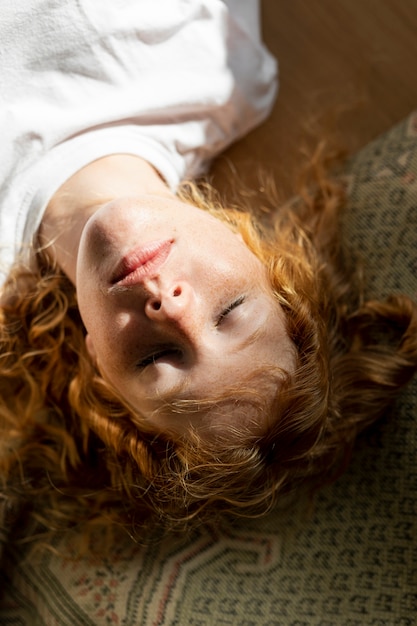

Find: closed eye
[138,297,246,366]
[216,296,246,327]
[138,348,182,369]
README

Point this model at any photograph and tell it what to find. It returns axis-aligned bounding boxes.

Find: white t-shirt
[0,0,277,283]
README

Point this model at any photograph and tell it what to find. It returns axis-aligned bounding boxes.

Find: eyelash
[215,295,246,327]
[138,296,246,368]
[137,347,182,369]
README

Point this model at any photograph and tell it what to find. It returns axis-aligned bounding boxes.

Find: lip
[111,239,173,286]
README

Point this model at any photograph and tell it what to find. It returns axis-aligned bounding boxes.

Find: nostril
[151,300,161,310]
[173,287,181,297]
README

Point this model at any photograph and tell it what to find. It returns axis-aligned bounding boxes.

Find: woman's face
[76,196,295,437]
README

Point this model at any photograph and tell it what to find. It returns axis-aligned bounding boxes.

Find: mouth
[111,239,173,286]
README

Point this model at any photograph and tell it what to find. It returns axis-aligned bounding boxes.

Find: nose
[144,281,196,330]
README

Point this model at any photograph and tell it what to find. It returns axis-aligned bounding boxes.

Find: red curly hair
[1,150,417,544]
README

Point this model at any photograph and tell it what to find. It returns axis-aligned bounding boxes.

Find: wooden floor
[212,0,417,199]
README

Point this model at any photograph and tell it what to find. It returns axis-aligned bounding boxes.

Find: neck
[40,155,174,283]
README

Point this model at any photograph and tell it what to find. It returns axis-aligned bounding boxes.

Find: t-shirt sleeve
[0,0,277,283]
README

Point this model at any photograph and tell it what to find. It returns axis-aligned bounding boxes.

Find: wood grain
[212,0,417,198]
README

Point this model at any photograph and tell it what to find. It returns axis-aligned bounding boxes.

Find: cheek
[75,271,99,331]
[77,291,115,365]
[88,312,152,381]
[206,231,264,280]
[191,239,253,287]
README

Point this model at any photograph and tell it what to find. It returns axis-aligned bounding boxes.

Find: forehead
[142,352,291,442]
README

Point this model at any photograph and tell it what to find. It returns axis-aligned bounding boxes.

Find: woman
[1,0,416,543]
